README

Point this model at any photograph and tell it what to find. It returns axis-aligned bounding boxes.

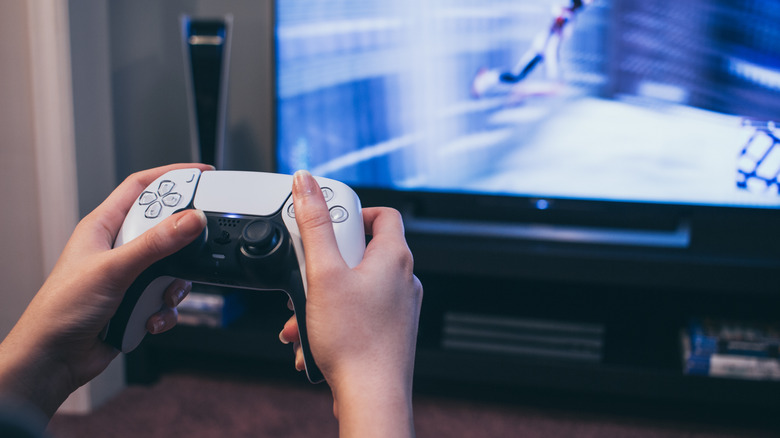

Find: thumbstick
[240,220,280,257]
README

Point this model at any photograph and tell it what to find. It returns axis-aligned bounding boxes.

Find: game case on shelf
[688,318,780,357]
[682,318,780,381]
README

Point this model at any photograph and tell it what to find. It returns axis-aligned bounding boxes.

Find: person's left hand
[0,163,212,417]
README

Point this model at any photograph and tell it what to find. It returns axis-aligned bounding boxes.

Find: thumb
[111,209,207,281]
[292,170,345,270]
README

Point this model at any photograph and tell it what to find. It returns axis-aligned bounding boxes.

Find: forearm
[0,325,75,418]
[331,370,415,438]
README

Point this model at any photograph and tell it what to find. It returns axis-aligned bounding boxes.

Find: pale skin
[0,164,423,438]
[284,170,423,437]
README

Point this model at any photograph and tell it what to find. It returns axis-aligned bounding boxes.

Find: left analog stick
[240,220,280,257]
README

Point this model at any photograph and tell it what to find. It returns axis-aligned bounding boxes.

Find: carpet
[48,371,778,438]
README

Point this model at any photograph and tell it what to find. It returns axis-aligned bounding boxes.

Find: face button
[158,180,175,196]
[162,192,182,207]
[139,191,157,205]
[329,206,348,223]
[321,187,334,202]
[144,202,162,219]
[287,203,295,218]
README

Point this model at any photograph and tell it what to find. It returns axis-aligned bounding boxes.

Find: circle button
[329,206,348,223]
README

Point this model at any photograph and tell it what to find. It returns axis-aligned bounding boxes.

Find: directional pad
[137,180,184,219]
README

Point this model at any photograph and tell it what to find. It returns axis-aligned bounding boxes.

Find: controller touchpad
[194,171,292,216]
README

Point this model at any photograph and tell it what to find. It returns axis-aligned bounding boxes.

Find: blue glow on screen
[276,0,780,208]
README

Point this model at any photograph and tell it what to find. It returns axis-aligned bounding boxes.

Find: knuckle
[142,228,170,256]
[398,245,415,274]
[380,206,405,227]
[380,206,402,219]
[414,276,424,300]
[297,208,333,232]
[123,169,147,190]
[305,260,342,282]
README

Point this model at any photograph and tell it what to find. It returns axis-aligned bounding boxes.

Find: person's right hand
[0,163,212,418]
[279,170,422,437]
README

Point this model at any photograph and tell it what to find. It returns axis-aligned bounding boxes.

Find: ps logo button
[162,192,182,207]
[158,180,175,196]
[145,202,162,219]
[214,230,231,245]
[139,191,157,205]
[329,206,348,223]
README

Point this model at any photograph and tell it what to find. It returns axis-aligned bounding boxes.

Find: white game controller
[103,168,365,383]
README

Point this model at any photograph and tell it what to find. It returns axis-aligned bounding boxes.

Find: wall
[0,0,123,414]
[0,0,44,340]
[107,0,275,177]
[64,0,126,413]
[70,0,118,216]
[1,0,278,413]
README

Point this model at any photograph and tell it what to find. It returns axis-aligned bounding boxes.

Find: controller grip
[286,275,324,384]
[104,268,172,353]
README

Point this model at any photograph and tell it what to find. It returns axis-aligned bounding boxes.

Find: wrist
[329,365,415,438]
[0,327,77,418]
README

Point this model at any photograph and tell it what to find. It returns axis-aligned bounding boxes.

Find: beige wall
[0,0,123,414]
[0,0,46,340]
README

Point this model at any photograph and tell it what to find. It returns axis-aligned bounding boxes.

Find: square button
[139,191,157,205]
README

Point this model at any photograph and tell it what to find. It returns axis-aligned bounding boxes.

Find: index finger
[361,207,414,268]
[362,207,406,239]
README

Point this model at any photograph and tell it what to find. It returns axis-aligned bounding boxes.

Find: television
[272,0,780,291]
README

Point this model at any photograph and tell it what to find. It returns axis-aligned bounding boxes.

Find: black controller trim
[104,267,165,350]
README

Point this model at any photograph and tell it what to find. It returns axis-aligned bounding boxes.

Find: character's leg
[503,31,550,83]
[544,31,563,80]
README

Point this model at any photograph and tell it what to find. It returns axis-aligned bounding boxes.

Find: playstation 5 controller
[104,168,365,383]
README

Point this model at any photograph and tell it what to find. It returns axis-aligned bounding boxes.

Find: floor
[48,371,779,438]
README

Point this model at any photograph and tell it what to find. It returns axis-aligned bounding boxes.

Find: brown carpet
[48,372,777,438]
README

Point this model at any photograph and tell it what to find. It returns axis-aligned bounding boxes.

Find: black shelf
[124,271,780,418]
[415,348,780,407]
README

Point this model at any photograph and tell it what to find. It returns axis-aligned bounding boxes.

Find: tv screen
[275,0,780,211]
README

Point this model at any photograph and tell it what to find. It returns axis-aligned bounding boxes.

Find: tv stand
[126,264,780,417]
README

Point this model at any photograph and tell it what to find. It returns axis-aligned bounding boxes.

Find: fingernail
[173,287,187,306]
[279,330,290,345]
[293,170,316,197]
[174,209,207,237]
[151,318,166,334]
